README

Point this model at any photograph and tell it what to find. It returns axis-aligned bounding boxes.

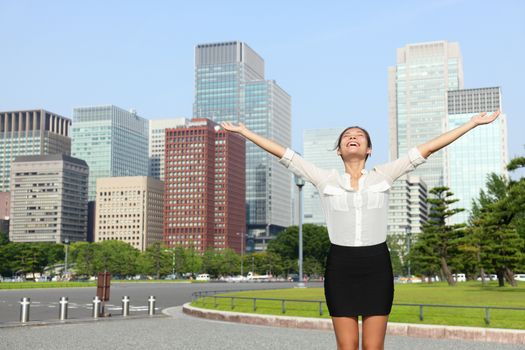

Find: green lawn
[0,279,194,289]
[0,281,96,289]
[191,281,525,330]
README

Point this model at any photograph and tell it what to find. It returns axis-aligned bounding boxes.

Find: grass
[0,279,194,289]
[191,281,525,330]
[0,281,96,289]
[111,279,191,283]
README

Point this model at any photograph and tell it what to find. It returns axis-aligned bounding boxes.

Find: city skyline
[1,1,523,180]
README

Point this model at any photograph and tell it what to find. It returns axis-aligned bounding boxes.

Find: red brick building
[163,118,245,253]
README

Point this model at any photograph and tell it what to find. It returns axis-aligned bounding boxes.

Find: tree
[202,249,223,278]
[267,224,330,275]
[411,187,465,286]
[139,242,171,279]
[71,242,98,276]
[246,251,284,276]
[93,240,140,277]
[219,249,238,276]
[469,170,525,287]
[385,234,405,277]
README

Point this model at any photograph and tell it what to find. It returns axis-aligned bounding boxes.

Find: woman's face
[337,128,372,160]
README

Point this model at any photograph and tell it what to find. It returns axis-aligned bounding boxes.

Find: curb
[182,303,525,345]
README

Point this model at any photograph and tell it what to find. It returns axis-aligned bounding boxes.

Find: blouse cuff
[408,147,427,167]
[279,148,296,168]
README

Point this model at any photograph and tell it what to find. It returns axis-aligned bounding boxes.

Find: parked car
[36,276,52,282]
[476,274,497,281]
[196,274,210,281]
[515,274,525,281]
[452,273,466,282]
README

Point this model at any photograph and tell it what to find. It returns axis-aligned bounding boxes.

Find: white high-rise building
[446,87,508,224]
[148,118,188,180]
[388,41,464,190]
[387,41,464,237]
[387,175,428,236]
[302,128,344,225]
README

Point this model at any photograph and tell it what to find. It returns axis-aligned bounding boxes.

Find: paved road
[0,306,522,350]
[0,281,315,324]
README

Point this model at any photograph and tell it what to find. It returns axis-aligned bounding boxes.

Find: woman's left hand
[471,110,501,125]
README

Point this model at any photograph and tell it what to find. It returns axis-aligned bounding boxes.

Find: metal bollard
[59,297,68,320]
[122,296,130,317]
[147,296,156,316]
[20,297,31,323]
[92,296,101,318]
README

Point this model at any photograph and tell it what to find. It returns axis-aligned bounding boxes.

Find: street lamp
[403,225,412,280]
[294,174,306,288]
[171,248,176,277]
[63,238,70,279]
[164,248,177,279]
[236,232,245,276]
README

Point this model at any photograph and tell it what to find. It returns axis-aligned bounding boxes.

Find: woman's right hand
[220,121,247,134]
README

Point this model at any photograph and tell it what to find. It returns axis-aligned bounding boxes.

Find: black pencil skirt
[324,241,394,317]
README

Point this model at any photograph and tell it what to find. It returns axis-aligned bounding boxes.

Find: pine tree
[469,169,525,287]
[411,187,465,286]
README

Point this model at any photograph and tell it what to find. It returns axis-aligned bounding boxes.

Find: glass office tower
[388,41,464,190]
[194,41,292,252]
[302,128,344,225]
[446,87,508,224]
[72,105,149,200]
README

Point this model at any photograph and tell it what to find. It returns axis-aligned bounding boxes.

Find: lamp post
[295,174,305,288]
[63,238,70,279]
[403,225,412,280]
[164,248,176,279]
[171,248,176,277]
[237,232,245,276]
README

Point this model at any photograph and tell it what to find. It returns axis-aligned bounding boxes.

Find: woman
[220,110,500,350]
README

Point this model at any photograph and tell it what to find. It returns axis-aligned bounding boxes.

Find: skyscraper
[163,118,246,253]
[387,175,428,236]
[0,109,71,192]
[9,154,88,243]
[149,118,188,181]
[446,87,508,224]
[95,176,164,251]
[388,41,464,189]
[194,41,292,252]
[302,128,344,225]
[72,105,149,200]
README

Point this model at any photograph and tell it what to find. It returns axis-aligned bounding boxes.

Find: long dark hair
[334,126,372,160]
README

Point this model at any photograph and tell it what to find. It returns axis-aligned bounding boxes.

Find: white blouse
[279,147,427,247]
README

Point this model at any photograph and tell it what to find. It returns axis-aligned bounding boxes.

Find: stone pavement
[0,306,523,350]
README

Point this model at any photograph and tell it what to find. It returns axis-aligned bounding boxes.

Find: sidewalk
[0,306,523,350]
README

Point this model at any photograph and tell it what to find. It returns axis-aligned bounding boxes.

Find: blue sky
[1,0,524,175]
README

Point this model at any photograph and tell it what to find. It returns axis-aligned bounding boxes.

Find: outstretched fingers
[472,110,500,125]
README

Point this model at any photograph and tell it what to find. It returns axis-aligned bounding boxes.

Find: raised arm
[220,121,331,186]
[220,121,286,158]
[417,110,500,159]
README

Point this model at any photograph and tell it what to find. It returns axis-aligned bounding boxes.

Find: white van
[452,273,466,282]
[196,274,210,281]
[515,274,525,281]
